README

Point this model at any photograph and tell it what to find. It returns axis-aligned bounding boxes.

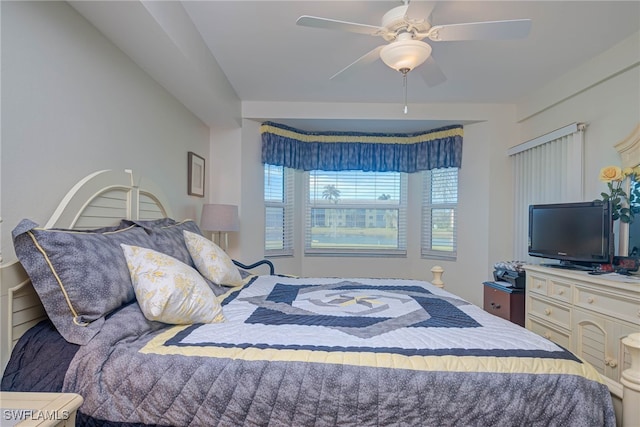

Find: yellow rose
[599,165,624,182]
[623,167,634,177]
[633,165,640,181]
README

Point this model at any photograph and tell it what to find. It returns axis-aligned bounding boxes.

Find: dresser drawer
[527,317,571,348]
[528,274,548,295]
[574,286,640,325]
[528,296,571,329]
[548,279,572,303]
[484,285,512,321]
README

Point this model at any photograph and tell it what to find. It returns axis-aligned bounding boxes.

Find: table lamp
[200,204,239,251]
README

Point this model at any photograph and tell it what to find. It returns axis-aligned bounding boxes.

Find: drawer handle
[605,357,618,368]
[544,308,552,316]
[557,290,564,295]
[587,297,594,304]
[536,284,541,288]
[490,302,501,310]
[544,332,551,339]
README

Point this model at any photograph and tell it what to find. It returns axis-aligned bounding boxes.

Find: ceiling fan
[296,1,532,87]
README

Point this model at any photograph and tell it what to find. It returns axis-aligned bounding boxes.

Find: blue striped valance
[260,122,463,173]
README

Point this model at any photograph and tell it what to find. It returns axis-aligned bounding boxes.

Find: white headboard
[0,169,173,373]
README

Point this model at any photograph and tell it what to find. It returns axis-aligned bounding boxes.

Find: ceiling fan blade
[428,19,532,41]
[418,56,447,87]
[330,45,385,80]
[405,1,437,22]
[296,15,385,36]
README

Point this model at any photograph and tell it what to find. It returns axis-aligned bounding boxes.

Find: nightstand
[483,281,525,326]
[0,392,83,427]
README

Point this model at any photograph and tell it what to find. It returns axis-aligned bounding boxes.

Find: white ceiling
[71,1,639,131]
[181,0,639,104]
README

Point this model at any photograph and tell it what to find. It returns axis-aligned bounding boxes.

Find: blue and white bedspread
[63,275,615,426]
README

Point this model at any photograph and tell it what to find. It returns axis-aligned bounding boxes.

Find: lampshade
[200,204,239,232]
[380,38,432,73]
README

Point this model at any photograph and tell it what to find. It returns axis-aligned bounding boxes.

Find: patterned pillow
[12,219,155,345]
[121,218,202,267]
[183,230,243,286]
[121,245,225,324]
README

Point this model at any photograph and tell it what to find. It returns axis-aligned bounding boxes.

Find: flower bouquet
[597,165,640,223]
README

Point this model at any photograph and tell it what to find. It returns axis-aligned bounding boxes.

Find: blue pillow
[12,219,155,345]
[120,218,202,267]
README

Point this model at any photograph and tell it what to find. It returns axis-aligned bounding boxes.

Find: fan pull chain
[402,69,409,114]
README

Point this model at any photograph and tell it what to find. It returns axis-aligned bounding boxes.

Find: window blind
[264,164,294,256]
[422,168,458,260]
[305,170,407,255]
[510,124,585,262]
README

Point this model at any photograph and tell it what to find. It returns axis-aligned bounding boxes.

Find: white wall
[0,1,211,264]
[516,32,640,200]
[515,32,640,259]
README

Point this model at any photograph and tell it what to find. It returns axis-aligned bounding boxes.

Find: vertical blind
[509,123,585,262]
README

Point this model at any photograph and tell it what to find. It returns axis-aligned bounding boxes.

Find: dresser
[524,265,640,406]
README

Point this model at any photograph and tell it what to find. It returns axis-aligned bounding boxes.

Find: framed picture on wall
[188,151,205,197]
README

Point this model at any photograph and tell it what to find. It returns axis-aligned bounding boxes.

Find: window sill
[421,252,457,261]
[265,251,294,258]
[304,249,407,258]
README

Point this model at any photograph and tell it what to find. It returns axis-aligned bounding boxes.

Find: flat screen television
[528,201,612,270]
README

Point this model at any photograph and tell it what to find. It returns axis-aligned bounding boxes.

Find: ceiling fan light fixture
[380,39,432,73]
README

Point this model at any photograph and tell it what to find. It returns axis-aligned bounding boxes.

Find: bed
[0,169,637,427]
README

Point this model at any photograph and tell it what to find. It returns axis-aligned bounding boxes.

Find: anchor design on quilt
[236,280,481,338]
[328,294,381,308]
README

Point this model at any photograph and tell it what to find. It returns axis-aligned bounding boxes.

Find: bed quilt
[63,275,615,426]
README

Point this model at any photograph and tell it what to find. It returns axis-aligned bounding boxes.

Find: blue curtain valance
[261,121,463,173]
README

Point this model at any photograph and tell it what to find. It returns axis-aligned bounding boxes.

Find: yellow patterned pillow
[121,244,225,324]
[183,230,243,286]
